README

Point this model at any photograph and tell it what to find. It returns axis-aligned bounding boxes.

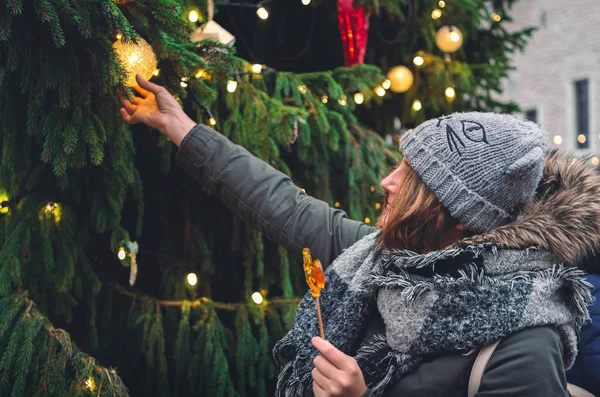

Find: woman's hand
[119,75,196,147]
[311,337,367,397]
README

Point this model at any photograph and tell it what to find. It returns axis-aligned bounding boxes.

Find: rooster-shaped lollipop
[302,248,326,339]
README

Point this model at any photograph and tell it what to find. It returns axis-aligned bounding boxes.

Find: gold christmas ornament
[113,37,158,87]
[435,25,463,53]
[386,65,414,93]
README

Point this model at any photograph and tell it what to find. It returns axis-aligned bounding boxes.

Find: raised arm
[119,75,375,267]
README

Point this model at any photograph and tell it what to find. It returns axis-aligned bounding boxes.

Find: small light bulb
[592,157,600,166]
[354,92,364,104]
[413,55,424,66]
[370,186,376,192]
[189,9,200,23]
[195,69,206,79]
[252,291,264,304]
[227,80,238,93]
[492,12,502,22]
[382,79,392,90]
[45,203,55,213]
[152,69,160,76]
[85,377,96,391]
[412,99,422,111]
[450,31,461,42]
[208,117,217,126]
[375,86,386,97]
[302,0,311,4]
[256,7,269,20]
[445,86,456,99]
[431,9,442,19]
[0,191,9,214]
[298,85,307,94]
[251,64,263,74]
[375,203,381,210]
[338,97,347,106]
[180,81,188,88]
[553,135,563,145]
[578,134,587,144]
[116,33,123,40]
[439,0,446,7]
[321,95,328,104]
[118,247,126,261]
[334,201,340,208]
[186,272,198,286]
[364,217,371,224]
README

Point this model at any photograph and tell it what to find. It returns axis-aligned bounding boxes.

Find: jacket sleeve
[575,274,600,395]
[174,124,376,267]
[476,327,570,397]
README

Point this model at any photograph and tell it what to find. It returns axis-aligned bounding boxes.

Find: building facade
[501,0,600,156]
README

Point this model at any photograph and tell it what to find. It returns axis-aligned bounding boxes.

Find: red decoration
[337,0,370,66]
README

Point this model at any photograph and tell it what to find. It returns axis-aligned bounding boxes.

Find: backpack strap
[468,339,596,397]
[467,339,502,397]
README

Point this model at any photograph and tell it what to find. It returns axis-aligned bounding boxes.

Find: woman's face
[378,158,411,228]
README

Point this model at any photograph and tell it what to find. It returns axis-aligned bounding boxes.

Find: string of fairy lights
[0,0,535,315]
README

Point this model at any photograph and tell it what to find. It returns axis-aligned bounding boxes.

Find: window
[575,79,589,149]
[524,109,537,124]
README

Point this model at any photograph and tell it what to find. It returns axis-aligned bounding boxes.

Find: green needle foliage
[0,0,532,395]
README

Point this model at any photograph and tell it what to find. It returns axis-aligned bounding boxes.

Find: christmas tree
[0,0,533,395]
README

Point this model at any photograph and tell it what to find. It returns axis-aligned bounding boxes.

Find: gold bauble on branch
[435,25,463,53]
[113,37,158,87]
[386,65,414,93]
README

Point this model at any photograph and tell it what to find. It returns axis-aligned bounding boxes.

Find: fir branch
[114,285,299,310]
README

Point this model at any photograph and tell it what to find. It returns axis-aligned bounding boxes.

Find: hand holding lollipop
[303,248,325,338]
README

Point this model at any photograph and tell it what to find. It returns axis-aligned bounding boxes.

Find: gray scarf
[273,233,591,397]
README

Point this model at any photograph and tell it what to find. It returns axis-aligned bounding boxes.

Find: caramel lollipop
[302,248,326,339]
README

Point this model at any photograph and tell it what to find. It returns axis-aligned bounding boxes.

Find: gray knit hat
[400,112,548,233]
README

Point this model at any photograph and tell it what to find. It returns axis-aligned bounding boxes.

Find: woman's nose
[380,172,396,194]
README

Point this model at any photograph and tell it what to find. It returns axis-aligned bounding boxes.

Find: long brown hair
[377,163,458,252]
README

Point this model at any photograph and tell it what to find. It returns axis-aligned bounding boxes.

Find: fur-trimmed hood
[462,150,600,265]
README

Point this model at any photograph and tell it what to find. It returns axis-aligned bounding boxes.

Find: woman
[120,75,600,397]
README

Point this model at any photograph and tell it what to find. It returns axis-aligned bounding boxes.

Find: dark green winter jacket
[175,124,571,397]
